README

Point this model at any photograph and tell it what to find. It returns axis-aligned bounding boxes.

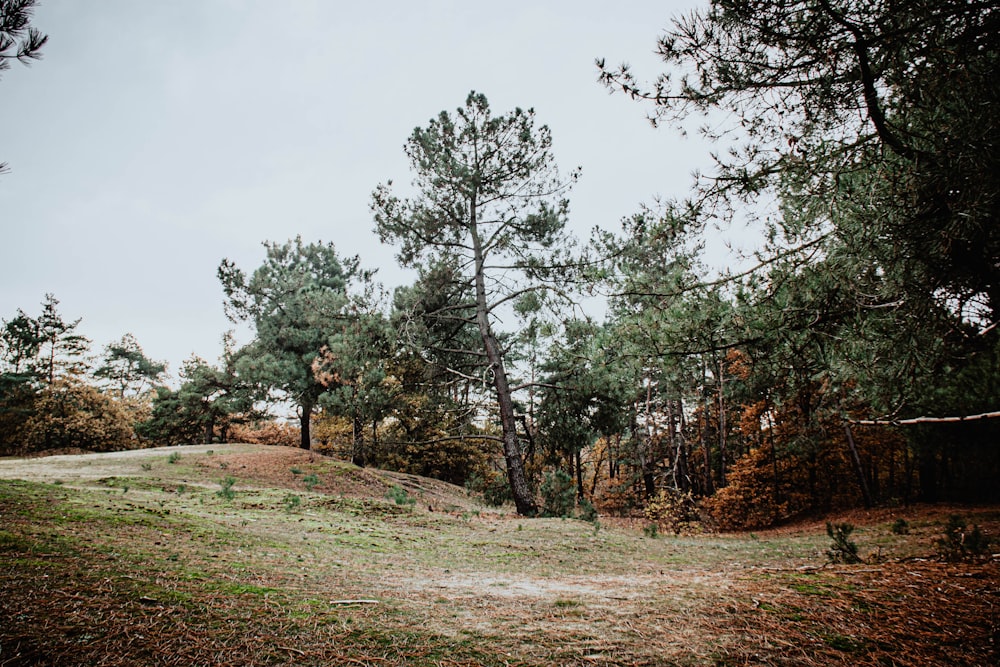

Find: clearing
[0,443,997,666]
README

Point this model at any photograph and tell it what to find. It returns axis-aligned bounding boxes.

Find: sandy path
[0,443,265,484]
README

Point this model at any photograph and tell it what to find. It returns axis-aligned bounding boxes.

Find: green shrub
[465,471,513,507]
[282,494,301,512]
[541,470,575,518]
[577,497,599,523]
[217,476,236,501]
[167,451,181,464]
[386,485,416,506]
[937,515,992,561]
[826,522,862,564]
[302,474,319,491]
[891,518,910,535]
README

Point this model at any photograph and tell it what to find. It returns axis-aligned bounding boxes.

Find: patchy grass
[0,445,997,666]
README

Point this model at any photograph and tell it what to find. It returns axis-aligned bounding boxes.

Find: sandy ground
[0,444,256,484]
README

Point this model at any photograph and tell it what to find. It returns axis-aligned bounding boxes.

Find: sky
[0,0,723,382]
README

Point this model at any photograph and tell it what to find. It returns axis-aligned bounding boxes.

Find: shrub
[282,494,301,512]
[228,421,300,447]
[826,522,862,564]
[701,445,791,530]
[465,471,513,507]
[891,518,910,535]
[302,474,319,491]
[386,485,416,506]
[645,488,701,534]
[577,497,599,523]
[15,381,136,454]
[541,469,576,518]
[167,451,181,464]
[937,515,992,561]
[217,476,236,500]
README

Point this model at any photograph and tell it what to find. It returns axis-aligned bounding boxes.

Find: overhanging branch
[850,410,1000,426]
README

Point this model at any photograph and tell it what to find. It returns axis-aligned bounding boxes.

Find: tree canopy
[218,237,370,450]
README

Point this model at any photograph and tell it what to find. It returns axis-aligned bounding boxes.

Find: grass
[0,445,997,666]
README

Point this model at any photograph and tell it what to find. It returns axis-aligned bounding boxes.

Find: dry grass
[1,444,997,666]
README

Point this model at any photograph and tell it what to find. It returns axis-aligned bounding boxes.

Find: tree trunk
[642,373,656,499]
[352,406,366,467]
[591,438,606,496]
[485,331,536,515]
[299,399,312,450]
[767,408,782,508]
[717,356,727,487]
[700,360,715,495]
[674,399,690,492]
[470,201,537,516]
[844,424,873,508]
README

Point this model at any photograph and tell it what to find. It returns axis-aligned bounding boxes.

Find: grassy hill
[1,444,997,665]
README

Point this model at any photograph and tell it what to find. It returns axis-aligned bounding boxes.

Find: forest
[3,0,1000,529]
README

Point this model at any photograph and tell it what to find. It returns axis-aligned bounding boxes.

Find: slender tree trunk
[642,373,655,499]
[844,424,873,508]
[575,449,584,502]
[767,408,782,508]
[700,360,715,495]
[591,438,605,497]
[608,433,620,480]
[887,437,896,500]
[469,198,536,516]
[352,408,365,467]
[299,398,313,450]
[483,326,536,515]
[675,399,690,492]
[717,356,727,487]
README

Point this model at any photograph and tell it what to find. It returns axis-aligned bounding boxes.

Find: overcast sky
[0,0,721,381]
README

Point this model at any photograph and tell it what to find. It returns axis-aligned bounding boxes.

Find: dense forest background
[3,0,999,526]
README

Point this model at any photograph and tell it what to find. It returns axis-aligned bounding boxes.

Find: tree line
[3,0,999,525]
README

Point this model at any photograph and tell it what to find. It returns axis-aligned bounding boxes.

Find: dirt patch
[1,448,998,665]
[0,444,485,510]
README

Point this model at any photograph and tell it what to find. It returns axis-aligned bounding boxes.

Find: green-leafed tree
[0,297,145,455]
[315,305,398,466]
[218,237,370,450]
[0,0,47,76]
[372,91,579,516]
[534,318,610,503]
[0,308,42,452]
[94,333,167,399]
[597,0,1000,505]
[141,354,252,446]
[35,293,90,386]
[598,1,1000,282]
[1,0,48,174]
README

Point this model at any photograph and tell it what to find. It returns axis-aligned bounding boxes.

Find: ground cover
[0,444,997,665]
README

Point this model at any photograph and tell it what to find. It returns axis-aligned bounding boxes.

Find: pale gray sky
[0,0,716,381]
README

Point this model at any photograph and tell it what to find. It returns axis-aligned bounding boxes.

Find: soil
[1,444,998,666]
